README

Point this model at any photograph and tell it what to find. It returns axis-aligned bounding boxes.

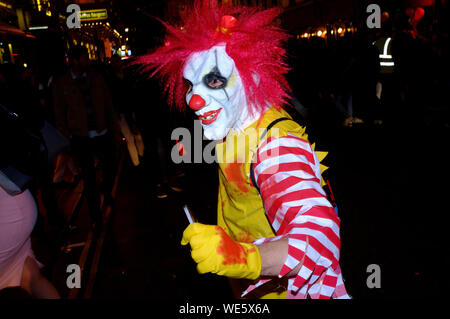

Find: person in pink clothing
[0,187,60,298]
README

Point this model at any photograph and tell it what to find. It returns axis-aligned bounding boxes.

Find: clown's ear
[252,72,260,86]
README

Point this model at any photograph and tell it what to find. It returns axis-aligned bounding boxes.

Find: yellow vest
[215,107,328,298]
[375,36,395,74]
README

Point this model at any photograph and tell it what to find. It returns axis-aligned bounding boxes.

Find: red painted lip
[198,108,222,125]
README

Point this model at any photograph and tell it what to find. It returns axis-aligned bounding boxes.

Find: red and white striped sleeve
[251,133,348,298]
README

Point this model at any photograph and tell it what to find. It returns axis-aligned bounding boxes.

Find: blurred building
[0,0,131,69]
[2,0,447,67]
[165,0,447,42]
[163,0,362,39]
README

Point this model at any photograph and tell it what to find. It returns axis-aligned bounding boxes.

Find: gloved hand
[181,223,261,280]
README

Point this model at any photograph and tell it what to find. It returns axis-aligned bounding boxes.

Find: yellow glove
[181,223,261,280]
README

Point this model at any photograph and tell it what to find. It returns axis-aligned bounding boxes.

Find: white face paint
[183,45,254,140]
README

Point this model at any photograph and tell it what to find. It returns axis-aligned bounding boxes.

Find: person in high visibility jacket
[374,36,395,74]
[137,0,349,299]
[373,32,400,124]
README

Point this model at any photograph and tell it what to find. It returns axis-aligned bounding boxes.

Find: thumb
[181,230,190,246]
[181,235,190,246]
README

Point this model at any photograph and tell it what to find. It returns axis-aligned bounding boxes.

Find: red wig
[136,0,291,113]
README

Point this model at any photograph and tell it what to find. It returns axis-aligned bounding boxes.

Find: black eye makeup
[203,66,228,90]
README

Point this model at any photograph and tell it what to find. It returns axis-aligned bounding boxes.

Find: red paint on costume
[236,232,256,243]
[224,163,249,193]
[216,227,248,265]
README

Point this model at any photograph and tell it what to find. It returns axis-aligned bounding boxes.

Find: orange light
[338,27,343,34]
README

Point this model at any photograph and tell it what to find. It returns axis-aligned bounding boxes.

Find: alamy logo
[366,4,381,29]
[366,264,381,289]
[66,264,81,288]
[66,4,81,29]
[171,120,281,174]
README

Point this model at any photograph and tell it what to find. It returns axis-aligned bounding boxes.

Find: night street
[1,0,449,303]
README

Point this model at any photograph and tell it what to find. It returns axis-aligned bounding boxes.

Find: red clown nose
[188,94,206,110]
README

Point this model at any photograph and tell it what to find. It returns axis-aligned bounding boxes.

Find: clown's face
[183,45,249,140]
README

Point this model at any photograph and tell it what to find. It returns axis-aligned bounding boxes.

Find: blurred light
[121,45,126,50]
[303,33,308,38]
[164,41,170,47]
[338,28,343,34]
[127,50,131,56]
[331,30,334,34]
[23,63,27,68]
[0,1,13,9]
[125,28,129,32]
[317,30,322,37]
[126,38,128,41]
[29,26,48,30]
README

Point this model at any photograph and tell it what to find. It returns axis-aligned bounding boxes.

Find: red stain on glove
[215,226,249,265]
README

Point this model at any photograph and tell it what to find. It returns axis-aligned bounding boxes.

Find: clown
[138,1,349,299]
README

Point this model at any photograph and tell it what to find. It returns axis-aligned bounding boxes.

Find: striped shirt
[244,133,350,299]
